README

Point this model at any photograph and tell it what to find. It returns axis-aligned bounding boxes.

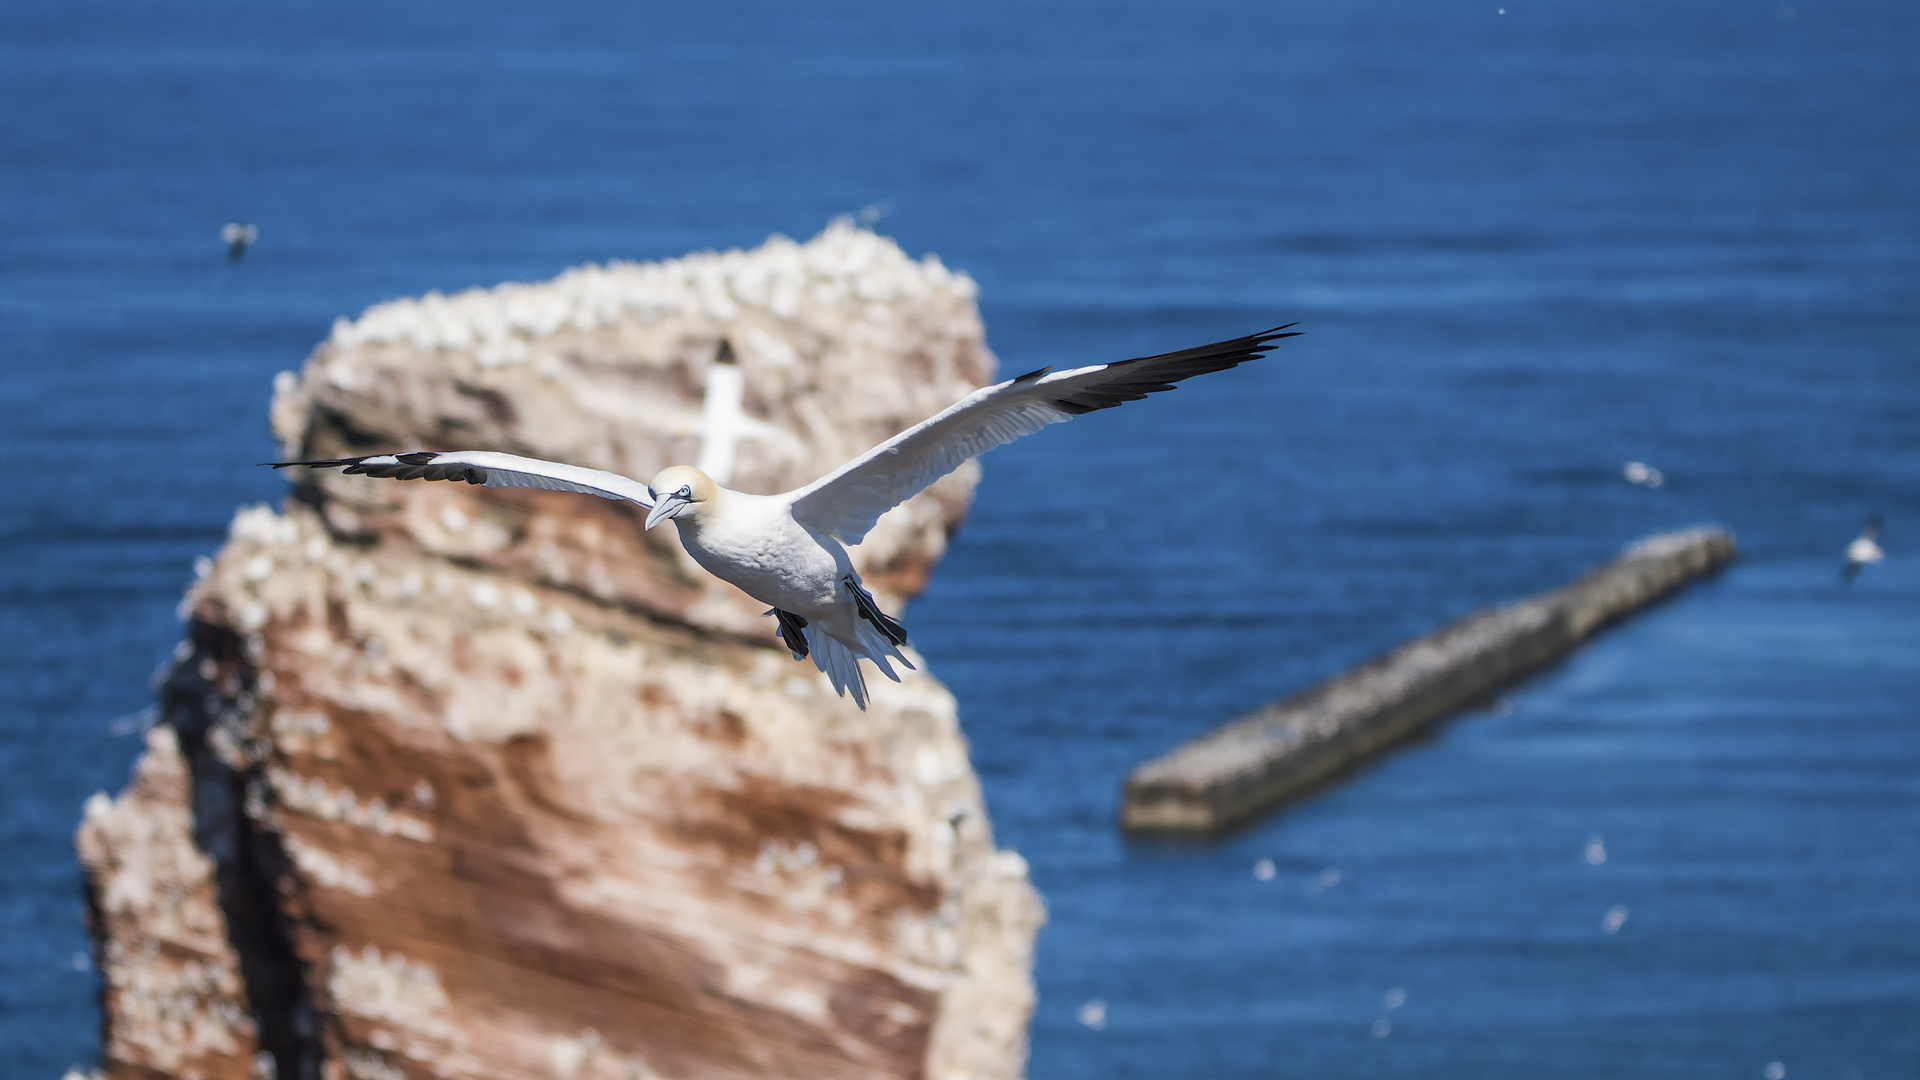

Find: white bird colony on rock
[274,327,1298,708]
[322,218,973,368]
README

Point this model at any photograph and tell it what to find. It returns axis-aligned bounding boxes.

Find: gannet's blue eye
[677,485,693,499]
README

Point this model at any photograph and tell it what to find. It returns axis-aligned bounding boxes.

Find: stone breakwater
[76,220,1045,1080]
[1121,526,1739,835]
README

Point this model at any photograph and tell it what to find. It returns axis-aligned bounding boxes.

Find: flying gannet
[1622,460,1664,488]
[1842,513,1884,585]
[272,326,1298,707]
[222,222,259,262]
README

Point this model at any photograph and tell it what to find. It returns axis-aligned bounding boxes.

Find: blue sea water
[3,0,1917,1075]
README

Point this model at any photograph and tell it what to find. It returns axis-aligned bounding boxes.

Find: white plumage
[274,326,1297,707]
[1842,514,1884,585]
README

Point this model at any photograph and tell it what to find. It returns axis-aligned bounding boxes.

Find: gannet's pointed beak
[645,493,688,530]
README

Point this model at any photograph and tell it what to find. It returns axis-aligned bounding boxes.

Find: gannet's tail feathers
[852,619,915,682]
[802,624,915,711]
[806,628,870,709]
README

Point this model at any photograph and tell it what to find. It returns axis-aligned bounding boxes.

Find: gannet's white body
[275,326,1296,707]
[661,474,908,698]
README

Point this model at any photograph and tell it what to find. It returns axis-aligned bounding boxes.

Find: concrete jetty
[1120,526,1738,834]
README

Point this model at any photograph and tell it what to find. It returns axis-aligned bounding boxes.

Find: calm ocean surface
[3,1,1917,1075]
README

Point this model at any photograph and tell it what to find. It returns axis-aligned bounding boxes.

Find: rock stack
[77,220,1044,1080]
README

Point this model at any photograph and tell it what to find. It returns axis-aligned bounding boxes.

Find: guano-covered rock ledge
[1121,526,1738,835]
[77,220,1045,1080]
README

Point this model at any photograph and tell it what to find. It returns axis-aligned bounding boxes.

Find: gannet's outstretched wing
[270,451,655,507]
[788,326,1297,544]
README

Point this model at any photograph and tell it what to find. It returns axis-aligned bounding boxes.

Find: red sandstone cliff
[77,221,1044,1080]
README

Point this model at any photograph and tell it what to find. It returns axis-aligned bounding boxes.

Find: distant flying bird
[1622,460,1664,488]
[1602,904,1629,935]
[272,327,1297,707]
[221,222,258,262]
[1842,514,1884,585]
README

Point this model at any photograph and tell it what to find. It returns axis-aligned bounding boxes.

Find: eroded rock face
[81,222,1044,1080]
[78,727,260,1080]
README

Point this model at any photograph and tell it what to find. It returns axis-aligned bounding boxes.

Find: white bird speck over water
[1309,867,1343,895]
[1252,858,1277,882]
[1765,1062,1786,1080]
[1371,1018,1392,1038]
[1585,833,1608,865]
[1384,987,1407,1011]
[1603,905,1630,934]
[1842,514,1884,585]
[1076,999,1107,1031]
[220,221,257,261]
[1623,460,1665,488]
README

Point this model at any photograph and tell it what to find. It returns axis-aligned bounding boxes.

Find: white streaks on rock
[76,728,260,1075]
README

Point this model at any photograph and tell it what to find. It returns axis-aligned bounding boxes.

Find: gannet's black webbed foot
[843,574,908,647]
[767,608,810,660]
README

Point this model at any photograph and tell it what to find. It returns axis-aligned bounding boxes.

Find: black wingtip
[1214,324,1302,358]
[1156,324,1303,360]
[1038,323,1301,414]
[1249,323,1302,346]
[265,456,388,471]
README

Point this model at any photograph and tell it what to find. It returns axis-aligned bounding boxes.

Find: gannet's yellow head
[645,466,718,530]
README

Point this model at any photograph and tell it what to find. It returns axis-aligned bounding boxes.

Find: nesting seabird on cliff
[273,326,1298,707]
[1842,513,1884,585]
